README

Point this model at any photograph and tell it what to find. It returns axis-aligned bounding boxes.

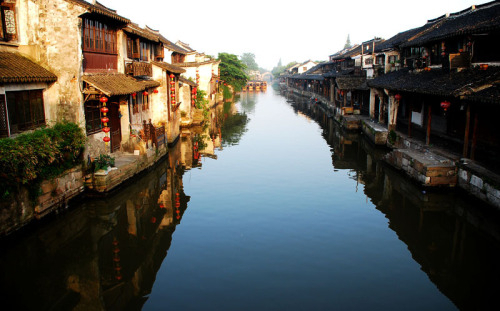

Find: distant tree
[240,53,259,71]
[344,34,352,49]
[271,60,298,78]
[217,52,249,91]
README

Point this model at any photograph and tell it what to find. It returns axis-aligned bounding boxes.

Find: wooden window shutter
[126,37,132,58]
[132,38,140,59]
[0,94,9,137]
[155,43,164,60]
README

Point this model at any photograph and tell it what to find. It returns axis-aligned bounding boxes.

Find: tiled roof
[0,52,57,84]
[179,76,197,87]
[124,24,159,42]
[401,1,500,47]
[368,66,500,98]
[375,27,426,52]
[288,74,324,81]
[83,73,157,96]
[152,61,186,74]
[173,60,220,67]
[336,77,367,90]
[65,0,130,23]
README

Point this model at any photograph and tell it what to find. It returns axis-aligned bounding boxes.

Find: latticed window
[82,18,117,54]
[0,0,17,42]
[5,90,45,135]
[84,100,101,135]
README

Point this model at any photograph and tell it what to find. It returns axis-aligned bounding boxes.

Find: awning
[0,52,57,84]
[179,76,197,87]
[82,73,159,96]
[152,61,186,74]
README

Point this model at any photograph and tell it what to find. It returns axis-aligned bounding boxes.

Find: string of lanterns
[100,96,110,143]
[169,73,176,109]
[191,86,197,107]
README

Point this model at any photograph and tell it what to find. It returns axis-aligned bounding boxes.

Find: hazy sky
[98,0,492,70]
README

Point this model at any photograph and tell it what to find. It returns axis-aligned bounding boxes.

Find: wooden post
[369,89,376,119]
[470,111,478,160]
[426,104,432,145]
[463,104,470,158]
[408,102,412,138]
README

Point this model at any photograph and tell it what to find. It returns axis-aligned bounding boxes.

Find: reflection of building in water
[286,93,500,310]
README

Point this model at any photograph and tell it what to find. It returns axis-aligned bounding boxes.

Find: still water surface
[1,88,500,310]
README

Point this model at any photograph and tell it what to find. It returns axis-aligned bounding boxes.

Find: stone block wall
[0,167,84,236]
[458,164,500,209]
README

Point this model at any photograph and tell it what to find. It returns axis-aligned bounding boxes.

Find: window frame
[84,100,102,135]
[0,1,17,42]
[82,18,117,55]
[5,89,46,135]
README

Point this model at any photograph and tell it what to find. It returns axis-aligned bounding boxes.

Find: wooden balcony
[125,61,153,77]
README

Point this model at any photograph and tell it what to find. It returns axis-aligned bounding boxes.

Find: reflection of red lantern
[101,107,109,113]
[395,94,402,101]
[99,96,108,103]
[440,100,451,111]
[103,136,110,142]
[101,117,109,123]
[102,127,110,133]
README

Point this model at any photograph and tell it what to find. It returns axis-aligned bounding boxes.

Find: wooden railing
[140,119,166,149]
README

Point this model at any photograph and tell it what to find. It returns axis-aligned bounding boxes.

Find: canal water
[1,87,500,310]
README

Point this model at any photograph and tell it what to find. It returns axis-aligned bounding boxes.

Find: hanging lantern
[153,89,159,94]
[170,80,175,85]
[103,136,111,143]
[191,88,196,94]
[101,106,109,114]
[99,96,108,103]
[169,73,175,79]
[394,94,402,101]
[102,127,110,133]
[143,91,148,96]
[440,100,451,111]
[172,100,176,105]
[101,117,109,123]
[132,92,136,98]
[171,87,175,92]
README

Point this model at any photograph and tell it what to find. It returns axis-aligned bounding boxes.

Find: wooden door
[109,102,121,152]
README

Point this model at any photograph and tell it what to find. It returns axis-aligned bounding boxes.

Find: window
[140,41,150,61]
[83,18,117,54]
[84,100,101,135]
[132,95,139,114]
[6,90,45,135]
[364,58,373,65]
[142,92,149,111]
[0,0,17,41]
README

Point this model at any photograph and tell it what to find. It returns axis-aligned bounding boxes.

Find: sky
[97,0,493,71]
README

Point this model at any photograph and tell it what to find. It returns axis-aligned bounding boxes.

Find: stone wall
[458,161,500,209]
[0,167,84,236]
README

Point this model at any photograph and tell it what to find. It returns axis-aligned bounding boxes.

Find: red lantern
[171,87,175,92]
[103,136,111,142]
[101,107,109,113]
[170,80,175,85]
[143,91,148,96]
[132,92,136,98]
[172,100,176,105]
[169,74,175,79]
[102,127,110,133]
[153,89,158,94]
[99,96,108,103]
[394,94,402,101]
[191,89,196,94]
[440,100,451,111]
[101,117,109,123]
